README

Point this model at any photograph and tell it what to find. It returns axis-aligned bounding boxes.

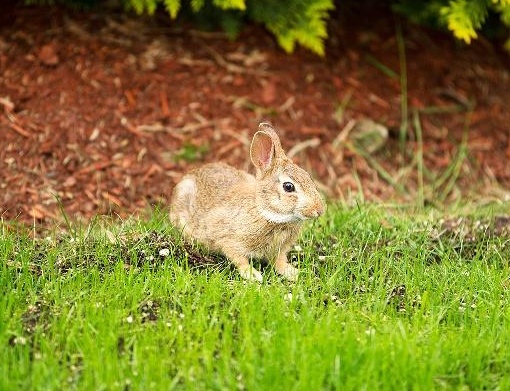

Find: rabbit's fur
[170,123,325,282]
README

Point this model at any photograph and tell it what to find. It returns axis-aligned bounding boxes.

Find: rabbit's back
[170,162,256,240]
[191,162,254,197]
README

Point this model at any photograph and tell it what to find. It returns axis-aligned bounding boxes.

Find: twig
[9,122,32,138]
[332,119,356,149]
[2,97,33,137]
[182,121,215,133]
[102,192,123,207]
[178,57,214,67]
[64,16,92,40]
[136,121,215,134]
[216,140,242,157]
[201,43,267,76]
[135,123,169,133]
[76,161,113,175]
[120,116,151,137]
[277,96,295,113]
[160,89,170,117]
[0,97,15,111]
[287,138,321,158]
[222,128,250,147]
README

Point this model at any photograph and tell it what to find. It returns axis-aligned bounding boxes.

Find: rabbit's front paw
[238,265,263,283]
[276,263,299,282]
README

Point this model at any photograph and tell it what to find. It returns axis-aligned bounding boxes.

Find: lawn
[1,204,510,390]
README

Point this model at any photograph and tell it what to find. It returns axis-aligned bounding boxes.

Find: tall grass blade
[413,109,425,208]
[396,20,408,157]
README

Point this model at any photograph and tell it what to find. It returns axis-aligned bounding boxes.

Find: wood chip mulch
[1,5,510,225]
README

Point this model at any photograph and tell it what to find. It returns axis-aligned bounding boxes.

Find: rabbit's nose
[315,203,325,217]
[307,201,325,218]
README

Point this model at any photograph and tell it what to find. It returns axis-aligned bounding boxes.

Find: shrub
[394,0,510,49]
[125,0,334,55]
[20,0,510,53]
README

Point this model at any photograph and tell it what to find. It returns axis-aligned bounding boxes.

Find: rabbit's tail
[170,176,197,230]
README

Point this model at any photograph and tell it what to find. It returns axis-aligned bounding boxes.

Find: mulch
[1,4,509,224]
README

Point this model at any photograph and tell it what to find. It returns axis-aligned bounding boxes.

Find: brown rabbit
[170,123,325,282]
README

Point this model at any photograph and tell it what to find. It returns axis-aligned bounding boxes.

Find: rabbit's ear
[257,123,285,156]
[250,122,289,175]
[250,123,286,174]
[250,130,275,174]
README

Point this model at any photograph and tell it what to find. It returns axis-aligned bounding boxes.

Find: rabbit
[170,122,325,282]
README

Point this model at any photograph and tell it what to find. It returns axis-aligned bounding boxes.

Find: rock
[350,119,389,154]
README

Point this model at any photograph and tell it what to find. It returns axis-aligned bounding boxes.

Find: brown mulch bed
[1,4,509,224]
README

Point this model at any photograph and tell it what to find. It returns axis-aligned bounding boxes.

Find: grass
[1,204,510,390]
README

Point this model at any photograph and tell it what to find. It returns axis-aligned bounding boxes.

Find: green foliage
[393,0,446,28]
[123,0,333,55]
[395,0,510,47]
[125,0,245,16]
[440,0,489,44]
[164,0,180,18]
[494,0,510,49]
[180,1,245,39]
[21,0,510,52]
[246,0,334,55]
[22,0,333,54]
[174,142,209,162]
[499,0,510,26]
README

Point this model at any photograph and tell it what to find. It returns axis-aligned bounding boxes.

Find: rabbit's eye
[283,182,296,192]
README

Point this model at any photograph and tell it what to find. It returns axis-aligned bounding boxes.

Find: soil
[1,3,510,225]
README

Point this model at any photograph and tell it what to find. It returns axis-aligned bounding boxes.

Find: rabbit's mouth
[259,208,302,224]
[300,210,322,219]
